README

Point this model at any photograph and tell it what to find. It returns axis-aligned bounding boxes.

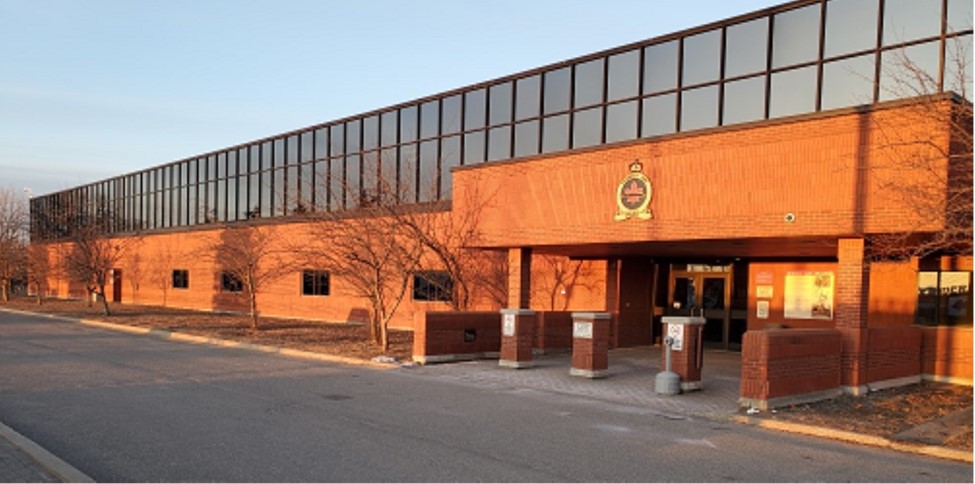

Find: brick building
[29,0,972,406]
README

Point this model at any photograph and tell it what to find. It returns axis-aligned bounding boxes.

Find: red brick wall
[535,311,574,351]
[866,326,922,384]
[412,311,500,362]
[921,326,973,384]
[740,329,843,406]
[747,262,838,332]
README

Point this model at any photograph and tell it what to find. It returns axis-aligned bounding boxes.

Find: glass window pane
[399,144,417,200]
[514,120,539,157]
[644,40,679,93]
[419,140,437,201]
[726,17,769,78]
[772,4,821,68]
[723,76,766,124]
[314,129,327,159]
[948,0,973,33]
[641,93,677,137]
[400,106,418,142]
[770,66,817,117]
[328,158,342,210]
[487,125,511,161]
[380,148,397,194]
[489,82,513,126]
[573,107,602,148]
[946,34,973,98]
[879,41,940,100]
[883,0,941,46]
[544,67,571,114]
[821,54,875,109]
[682,29,721,85]
[607,49,640,102]
[825,0,879,58]
[463,131,485,164]
[346,120,361,152]
[574,58,604,108]
[465,89,486,130]
[442,95,462,134]
[515,75,541,120]
[541,114,569,153]
[381,111,398,147]
[680,85,719,131]
[421,100,439,139]
[300,132,313,163]
[329,125,344,157]
[346,155,360,207]
[362,115,379,150]
[605,101,637,143]
[441,135,460,198]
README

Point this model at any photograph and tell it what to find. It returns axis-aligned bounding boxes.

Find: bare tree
[867,38,972,260]
[203,224,296,331]
[63,224,138,315]
[0,187,28,302]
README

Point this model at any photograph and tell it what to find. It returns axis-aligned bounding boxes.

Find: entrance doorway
[668,267,731,349]
[112,269,123,303]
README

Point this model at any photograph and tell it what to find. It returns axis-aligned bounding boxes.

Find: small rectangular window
[302,270,330,296]
[172,269,189,289]
[916,271,972,326]
[221,272,243,293]
[413,271,453,302]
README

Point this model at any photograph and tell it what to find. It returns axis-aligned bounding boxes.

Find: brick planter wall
[412,311,501,364]
[921,326,973,385]
[740,329,843,410]
[535,312,574,352]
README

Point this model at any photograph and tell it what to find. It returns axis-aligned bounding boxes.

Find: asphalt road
[0,310,971,482]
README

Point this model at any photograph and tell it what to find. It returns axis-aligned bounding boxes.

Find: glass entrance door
[668,270,732,348]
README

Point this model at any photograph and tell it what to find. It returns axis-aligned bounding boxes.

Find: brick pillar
[836,238,870,395]
[499,309,535,369]
[662,317,706,391]
[570,312,611,378]
[507,248,532,309]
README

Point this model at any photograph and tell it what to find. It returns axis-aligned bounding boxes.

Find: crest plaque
[614,161,653,221]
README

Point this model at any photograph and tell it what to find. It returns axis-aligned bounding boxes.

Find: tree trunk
[97,285,111,316]
[249,293,259,331]
[380,320,389,353]
[1,282,8,302]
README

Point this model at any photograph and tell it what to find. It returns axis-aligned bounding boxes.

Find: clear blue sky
[1,0,783,197]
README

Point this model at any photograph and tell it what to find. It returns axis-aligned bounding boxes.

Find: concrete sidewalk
[0,421,92,483]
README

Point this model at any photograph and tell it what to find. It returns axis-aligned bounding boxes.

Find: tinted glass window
[884,0,941,46]
[487,126,511,161]
[772,4,821,68]
[945,34,973,98]
[607,50,640,102]
[346,120,361,152]
[441,135,460,197]
[541,114,569,153]
[574,58,605,108]
[329,125,344,157]
[465,89,487,130]
[489,82,513,126]
[515,75,541,120]
[605,101,638,143]
[879,41,940,100]
[948,0,974,33]
[641,93,677,137]
[644,40,679,93]
[769,66,817,117]
[725,18,769,78]
[362,116,379,150]
[822,54,875,109]
[419,140,437,201]
[682,29,721,85]
[314,129,327,159]
[400,106,418,142]
[680,85,719,131]
[723,76,766,124]
[544,67,571,114]
[421,100,439,139]
[463,131,485,164]
[825,0,878,57]
[381,111,398,147]
[514,120,539,157]
[572,107,603,148]
[442,95,462,134]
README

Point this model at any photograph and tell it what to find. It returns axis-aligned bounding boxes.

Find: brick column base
[499,309,536,369]
[570,312,611,378]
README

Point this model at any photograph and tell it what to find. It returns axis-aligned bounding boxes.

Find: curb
[730,415,974,464]
[0,420,94,483]
[0,307,400,370]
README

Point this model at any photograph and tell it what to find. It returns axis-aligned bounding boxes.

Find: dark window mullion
[815,0,828,112]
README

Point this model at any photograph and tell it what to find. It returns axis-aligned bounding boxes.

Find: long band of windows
[30,0,973,240]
